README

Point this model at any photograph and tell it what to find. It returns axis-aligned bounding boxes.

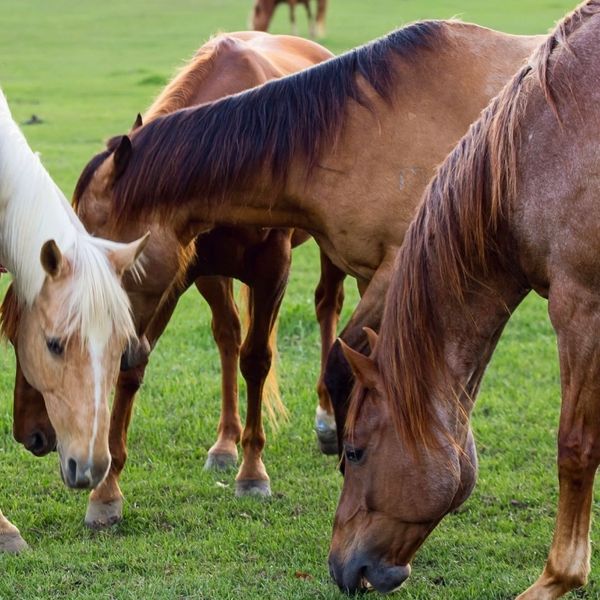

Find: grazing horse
[8,32,338,528]
[0,89,147,552]
[329,2,600,598]
[252,0,327,39]
[10,22,539,526]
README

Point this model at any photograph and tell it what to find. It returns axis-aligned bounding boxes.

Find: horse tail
[238,284,288,429]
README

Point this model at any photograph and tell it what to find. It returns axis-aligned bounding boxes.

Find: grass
[0,0,592,598]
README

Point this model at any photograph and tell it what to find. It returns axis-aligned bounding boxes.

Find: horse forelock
[347,1,600,451]
[106,20,446,222]
[57,236,137,347]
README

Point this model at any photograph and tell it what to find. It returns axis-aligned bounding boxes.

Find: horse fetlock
[85,496,124,530]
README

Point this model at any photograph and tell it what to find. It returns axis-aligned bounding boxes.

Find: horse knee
[557,432,600,479]
[240,347,272,385]
[211,316,242,354]
[117,366,145,395]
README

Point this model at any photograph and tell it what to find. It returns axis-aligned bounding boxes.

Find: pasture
[0,0,589,598]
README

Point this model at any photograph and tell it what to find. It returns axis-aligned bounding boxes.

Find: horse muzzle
[328,550,411,594]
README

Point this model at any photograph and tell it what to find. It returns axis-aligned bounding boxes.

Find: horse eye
[46,337,64,357]
[344,446,365,464]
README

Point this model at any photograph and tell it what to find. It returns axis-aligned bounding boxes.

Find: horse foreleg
[314,250,345,455]
[289,0,298,36]
[86,281,188,529]
[304,0,316,38]
[0,509,27,553]
[195,276,243,471]
[518,286,600,599]
[85,364,147,529]
[236,231,291,498]
[315,0,326,38]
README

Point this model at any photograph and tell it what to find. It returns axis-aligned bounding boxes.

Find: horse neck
[0,111,80,304]
[431,266,529,424]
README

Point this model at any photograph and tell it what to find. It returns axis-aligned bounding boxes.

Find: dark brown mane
[73,20,447,218]
[347,0,600,450]
[72,136,122,211]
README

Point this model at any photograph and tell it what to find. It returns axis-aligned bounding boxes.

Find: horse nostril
[67,458,77,485]
[25,431,47,456]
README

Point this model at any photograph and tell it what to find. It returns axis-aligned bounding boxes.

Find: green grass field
[0,0,591,598]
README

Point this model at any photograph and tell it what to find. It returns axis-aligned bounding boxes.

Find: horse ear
[338,338,379,390]
[108,232,150,277]
[363,327,379,355]
[40,240,63,279]
[131,113,143,132]
[113,135,132,181]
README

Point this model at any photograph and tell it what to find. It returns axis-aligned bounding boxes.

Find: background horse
[329,2,600,598]
[0,89,147,552]
[251,0,327,39]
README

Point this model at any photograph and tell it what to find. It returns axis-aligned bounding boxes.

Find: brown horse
[251,0,327,39]
[10,22,540,528]
[8,31,338,528]
[329,2,600,597]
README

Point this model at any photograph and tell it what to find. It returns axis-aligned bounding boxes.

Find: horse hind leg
[314,250,345,455]
[0,509,27,553]
[196,276,243,471]
[518,283,600,599]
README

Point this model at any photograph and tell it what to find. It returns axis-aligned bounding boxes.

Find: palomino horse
[251,0,327,39]
[0,89,147,552]
[329,2,600,598]
[10,21,539,526]
[7,32,338,528]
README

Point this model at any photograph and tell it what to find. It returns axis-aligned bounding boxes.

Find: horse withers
[330,3,600,598]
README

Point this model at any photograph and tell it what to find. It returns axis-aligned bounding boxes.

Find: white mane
[0,88,136,343]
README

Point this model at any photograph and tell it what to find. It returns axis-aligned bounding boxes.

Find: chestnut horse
[10,22,540,528]
[252,0,327,39]
[0,88,147,552]
[330,2,600,598]
[7,32,338,528]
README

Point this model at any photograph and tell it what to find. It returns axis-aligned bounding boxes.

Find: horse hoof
[204,452,237,471]
[235,479,271,498]
[315,420,338,455]
[85,498,123,530]
[0,531,28,554]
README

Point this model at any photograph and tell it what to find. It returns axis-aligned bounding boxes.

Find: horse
[6,31,338,529]
[328,2,600,597]
[251,0,327,39]
[0,88,148,552]
[9,21,540,528]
